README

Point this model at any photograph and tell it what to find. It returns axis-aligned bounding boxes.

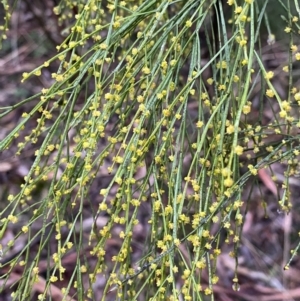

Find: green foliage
[1,0,300,300]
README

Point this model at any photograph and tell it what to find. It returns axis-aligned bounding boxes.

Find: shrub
[1,0,300,300]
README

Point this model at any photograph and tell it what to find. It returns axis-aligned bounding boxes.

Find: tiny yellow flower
[284,27,291,33]
[217,61,227,69]
[234,145,244,156]
[248,165,257,175]
[160,61,167,70]
[239,39,247,46]
[282,65,289,72]
[189,89,195,95]
[241,59,248,66]
[267,34,275,45]
[22,226,29,233]
[294,92,300,101]
[207,78,214,85]
[170,59,177,66]
[80,265,87,273]
[235,6,242,14]
[131,48,138,56]
[291,44,298,53]
[50,275,58,282]
[218,84,226,91]
[226,124,235,134]
[168,155,174,162]
[33,267,39,274]
[242,104,251,114]
[142,66,151,75]
[279,110,287,118]
[22,72,29,82]
[205,243,212,250]
[224,177,234,187]
[266,89,274,98]
[34,69,41,76]
[264,71,274,80]
[196,121,203,128]
[100,188,107,195]
[113,21,120,28]
[185,20,192,28]
[99,43,107,49]
[233,75,239,82]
